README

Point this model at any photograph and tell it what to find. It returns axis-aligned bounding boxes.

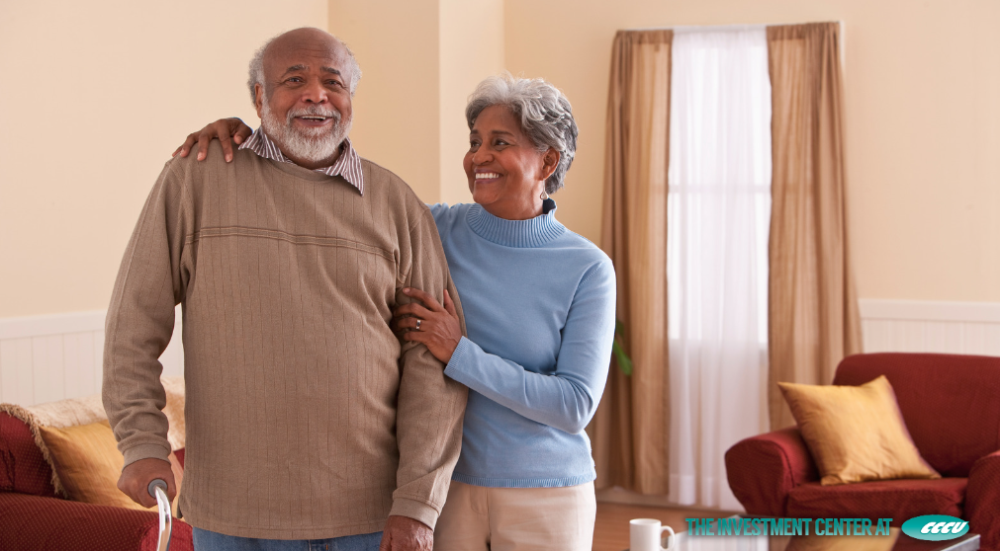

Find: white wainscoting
[2,299,996,407]
[860,299,1000,357]
[0,307,183,407]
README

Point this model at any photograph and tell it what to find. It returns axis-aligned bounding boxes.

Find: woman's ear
[540,149,561,181]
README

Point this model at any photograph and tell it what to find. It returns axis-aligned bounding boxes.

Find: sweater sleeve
[390,206,469,528]
[444,257,616,435]
[102,160,190,466]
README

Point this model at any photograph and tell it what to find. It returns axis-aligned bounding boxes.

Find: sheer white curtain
[667,26,772,510]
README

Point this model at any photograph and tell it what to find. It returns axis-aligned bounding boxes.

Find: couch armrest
[0,492,192,551]
[967,450,1000,551]
[725,427,819,516]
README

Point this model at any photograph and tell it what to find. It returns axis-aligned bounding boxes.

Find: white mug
[630,518,675,551]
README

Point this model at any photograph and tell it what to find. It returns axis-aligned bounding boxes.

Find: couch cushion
[834,353,1000,477]
[0,412,57,497]
[0,492,194,551]
[787,478,967,522]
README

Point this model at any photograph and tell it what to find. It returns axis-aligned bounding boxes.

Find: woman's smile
[474,170,502,184]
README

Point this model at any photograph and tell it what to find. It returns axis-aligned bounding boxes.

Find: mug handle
[660,525,675,551]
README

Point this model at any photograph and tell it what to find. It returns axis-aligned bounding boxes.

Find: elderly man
[103,27,467,551]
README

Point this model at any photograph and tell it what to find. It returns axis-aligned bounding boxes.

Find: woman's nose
[471,148,491,165]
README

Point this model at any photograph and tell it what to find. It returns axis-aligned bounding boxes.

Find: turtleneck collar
[466,203,566,248]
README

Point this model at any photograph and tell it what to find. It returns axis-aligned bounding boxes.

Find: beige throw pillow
[779,375,939,485]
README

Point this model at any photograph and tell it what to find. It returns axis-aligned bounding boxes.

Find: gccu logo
[901,515,970,541]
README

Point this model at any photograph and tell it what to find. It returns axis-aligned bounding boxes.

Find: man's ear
[254,84,265,118]
[541,149,561,181]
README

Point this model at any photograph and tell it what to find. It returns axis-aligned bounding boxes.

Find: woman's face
[463,105,558,221]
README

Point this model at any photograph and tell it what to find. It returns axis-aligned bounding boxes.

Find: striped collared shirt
[239,128,365,195]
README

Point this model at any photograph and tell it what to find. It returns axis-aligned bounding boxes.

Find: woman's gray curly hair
[465,74,578,195]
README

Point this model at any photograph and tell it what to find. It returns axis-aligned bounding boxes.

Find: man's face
[254,30,354,169]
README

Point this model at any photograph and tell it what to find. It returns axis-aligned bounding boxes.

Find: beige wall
[0,0,329,317]
[330,0,503,205]
[328,0,442,201]
[503,0,1000,302]
[3,0,998,319]
[438,0,505,206]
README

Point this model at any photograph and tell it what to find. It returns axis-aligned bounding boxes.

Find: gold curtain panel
[591,28,673,495]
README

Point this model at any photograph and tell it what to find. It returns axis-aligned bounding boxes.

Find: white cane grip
[148,478,172,551]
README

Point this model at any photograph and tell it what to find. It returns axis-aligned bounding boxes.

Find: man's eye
[494,140,509,147]
[286,77,303,84]
[469,141,481,150]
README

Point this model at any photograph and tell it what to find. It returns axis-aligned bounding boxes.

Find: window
[666,26,771,509]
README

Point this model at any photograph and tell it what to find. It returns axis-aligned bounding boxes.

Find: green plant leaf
[612,318,633,376]
[612,339,633,376]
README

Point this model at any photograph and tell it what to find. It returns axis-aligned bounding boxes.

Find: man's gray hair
[247,32,363,105]
[465,73,578,194]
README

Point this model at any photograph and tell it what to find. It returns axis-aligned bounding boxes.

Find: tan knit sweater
[102,142,468,539]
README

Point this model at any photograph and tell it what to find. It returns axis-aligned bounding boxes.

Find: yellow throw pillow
[38,420,181,512]
[779,376,939,485]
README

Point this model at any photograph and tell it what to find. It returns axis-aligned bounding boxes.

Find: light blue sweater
[430,203,617,488]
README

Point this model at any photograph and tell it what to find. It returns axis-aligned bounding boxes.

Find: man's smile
[293,115,334,128]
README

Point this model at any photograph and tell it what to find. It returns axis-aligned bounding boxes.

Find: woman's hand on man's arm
[392,287,462,364]
[172,117,253,162]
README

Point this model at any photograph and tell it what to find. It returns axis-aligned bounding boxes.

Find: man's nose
[300,80,330,104]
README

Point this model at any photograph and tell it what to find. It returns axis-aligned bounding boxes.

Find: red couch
[0,411,193,551]
[726,352,1000,550]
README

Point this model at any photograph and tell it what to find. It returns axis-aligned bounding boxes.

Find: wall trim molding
[0,310,106,340]
[859,299,1000,357]
[860,299,1000,323]
[1,308,183,407]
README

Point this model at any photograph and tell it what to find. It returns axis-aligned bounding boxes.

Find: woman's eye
[469,141,481,150]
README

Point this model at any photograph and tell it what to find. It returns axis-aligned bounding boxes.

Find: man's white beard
[260,99,351,165]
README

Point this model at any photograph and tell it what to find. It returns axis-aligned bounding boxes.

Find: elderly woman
[178,74,616,551]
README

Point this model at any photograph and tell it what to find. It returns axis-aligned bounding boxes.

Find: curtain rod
[621,21,842,32]
[619,21,848,75]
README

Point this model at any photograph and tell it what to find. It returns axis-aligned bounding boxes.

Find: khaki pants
[434,481,596,551]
